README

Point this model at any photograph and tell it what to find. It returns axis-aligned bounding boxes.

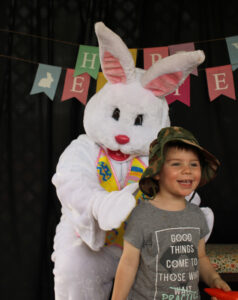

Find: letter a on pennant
[206,65,236,102]
[74,45,100,79]
[61,69,90,105]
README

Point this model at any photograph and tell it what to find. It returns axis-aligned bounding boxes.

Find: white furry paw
[200,207,214,242]
[93,191,136,231]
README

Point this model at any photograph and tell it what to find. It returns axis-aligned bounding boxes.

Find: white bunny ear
[140,50,205,97]
[95,22,136,84]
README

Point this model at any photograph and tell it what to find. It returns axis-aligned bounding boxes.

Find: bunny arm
[186,192,214,242]
[200,207,214,242]
[52,134,137,251]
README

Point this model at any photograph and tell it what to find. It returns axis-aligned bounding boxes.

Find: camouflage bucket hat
[139,126,220,198]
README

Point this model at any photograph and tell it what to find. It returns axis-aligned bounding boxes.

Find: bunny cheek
[83,81,170,157]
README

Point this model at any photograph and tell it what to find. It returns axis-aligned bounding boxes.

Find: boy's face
[154,146,202,199]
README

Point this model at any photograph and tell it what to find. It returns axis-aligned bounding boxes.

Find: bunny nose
[115,135,130,144]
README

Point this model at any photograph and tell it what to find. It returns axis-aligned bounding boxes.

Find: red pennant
[61,69,90,105]
[143,47,168,70]
[206,65,236,102]
[165,76,190,106]
[169,43,198,76]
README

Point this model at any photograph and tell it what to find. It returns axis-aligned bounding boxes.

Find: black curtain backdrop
[1,1,238,299]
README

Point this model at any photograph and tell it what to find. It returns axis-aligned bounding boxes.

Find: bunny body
[51,22,213,300]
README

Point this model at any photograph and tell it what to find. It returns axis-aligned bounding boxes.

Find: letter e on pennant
[206,65,236,101]
[61,69,90,105]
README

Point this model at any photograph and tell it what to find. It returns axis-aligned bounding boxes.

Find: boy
[111,126,230,300]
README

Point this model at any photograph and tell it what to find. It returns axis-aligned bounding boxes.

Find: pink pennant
[206,65,236,102]
[143,47,169,70]
[169,43,198,76]
[61,69,90,105]
[165,76,190,106]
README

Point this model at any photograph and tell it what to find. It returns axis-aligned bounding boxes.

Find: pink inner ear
[144,71,183,96]
[102,51,126,83]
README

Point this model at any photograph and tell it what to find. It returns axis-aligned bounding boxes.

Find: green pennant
[74,45,100,79]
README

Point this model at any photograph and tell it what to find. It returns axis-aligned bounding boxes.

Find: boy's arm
[111,240,140,300]
[198,238,231,297]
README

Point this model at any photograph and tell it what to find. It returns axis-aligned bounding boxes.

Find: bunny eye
[134,114,143,126]
[112,108,120,121]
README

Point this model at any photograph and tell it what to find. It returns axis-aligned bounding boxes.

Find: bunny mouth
[107,149,130,161]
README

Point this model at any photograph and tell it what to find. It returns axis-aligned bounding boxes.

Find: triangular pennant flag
[206,65,236,102]
[225,36,238,71]
[165,76,190,106]
[129,48,138,65]
[74,45,100,79]
[96,72,107,92]
[143,46,169,69]
[169,42,198,76]
[30,64,62,100]
[61,69,90,105]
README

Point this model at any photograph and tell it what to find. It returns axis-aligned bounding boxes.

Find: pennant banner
[169,42,198,76]
[30,64,62,100]
[96,72,107,92]
[129,48,138,65]
[225,36,238,71]
[74,45,100,79]
[165,76,190,106]
[206,65,236,102]
[29,35,238,104]
[143,46,169,69]
[61,69,90,105]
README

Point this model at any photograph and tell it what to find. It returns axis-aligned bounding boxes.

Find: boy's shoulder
[134,200,150,211]
[130,200,151,216]
[186,202,204,215]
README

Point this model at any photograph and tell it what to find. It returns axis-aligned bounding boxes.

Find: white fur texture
[52,22,210,300]
[84,71,170,157]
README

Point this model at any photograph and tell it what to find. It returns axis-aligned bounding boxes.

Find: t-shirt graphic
[154,227,200,299]
[124,202,209,300]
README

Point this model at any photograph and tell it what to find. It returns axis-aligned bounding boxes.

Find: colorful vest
[96,148,148,248]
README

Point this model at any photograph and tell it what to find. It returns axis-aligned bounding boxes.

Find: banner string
[0,28,235,49]
[1,52,238,73]
[0,28,79,47]
[0,54,39,65]
[0,54,68,70]
[0,28,238,71]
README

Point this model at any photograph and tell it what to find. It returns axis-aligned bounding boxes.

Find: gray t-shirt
[124,201,209,300]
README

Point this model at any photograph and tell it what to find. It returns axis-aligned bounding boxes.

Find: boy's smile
[155,147,202,202]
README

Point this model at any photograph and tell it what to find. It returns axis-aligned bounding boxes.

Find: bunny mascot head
[84,22,204,159]
[52,22,209,300]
